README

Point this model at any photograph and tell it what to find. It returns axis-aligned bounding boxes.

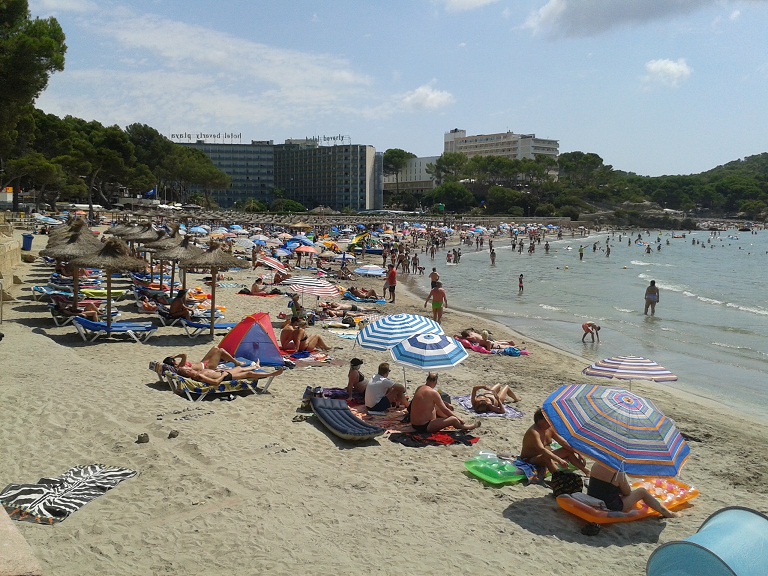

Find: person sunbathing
[57,301,101,322]
[587,461,679,518]
[169,289,194,320]
[470,384,520,414]
[320,301,376,313]
[240,278,282,296]
[458,329,515,350]
[163,346,241,372]
[280,319,331,352]
[168,359,283,386]
[273,270,291,284]
[348,286,380,300]
[520,409,589,476]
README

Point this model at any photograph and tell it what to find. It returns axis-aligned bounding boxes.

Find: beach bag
[501,347,521,357]
[551,470,583,497]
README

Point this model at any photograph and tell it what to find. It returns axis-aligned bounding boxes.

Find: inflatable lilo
[557,477,699,524]
[647,507,768,576]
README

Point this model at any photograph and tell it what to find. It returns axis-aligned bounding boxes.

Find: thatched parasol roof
[154,235,204,262]
[41,219,101,258]
[179,241,243,270]
[71,237,147,272]
[122,224,162,243]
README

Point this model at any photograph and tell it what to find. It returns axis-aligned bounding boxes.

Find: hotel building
[444,128,559,162]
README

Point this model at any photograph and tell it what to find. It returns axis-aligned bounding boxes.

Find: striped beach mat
[0,464,138,524]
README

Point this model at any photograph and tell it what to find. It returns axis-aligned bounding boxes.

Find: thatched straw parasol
[180,241,243,338]
[71,238,147,330]
[40,219,102,312]
[154,235,204,296]
[143,224,182,285]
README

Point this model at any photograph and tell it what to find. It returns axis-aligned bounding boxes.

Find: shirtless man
[581,321,601,343]
[520,409,589,476]
[424,281,447,323]
[429,268,440,289]
[410,373,480,433]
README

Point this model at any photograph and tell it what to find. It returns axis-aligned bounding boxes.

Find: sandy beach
[1,229,767,576]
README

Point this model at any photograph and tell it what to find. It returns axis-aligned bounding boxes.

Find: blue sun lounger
[310,397,386,441]
[72,317,157,343]
[180,318,237,339]
[342,292,386,305]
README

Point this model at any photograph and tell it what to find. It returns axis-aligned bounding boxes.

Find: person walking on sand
[644,280,660,316]
[581,321,601,343]
[424,281,447,324]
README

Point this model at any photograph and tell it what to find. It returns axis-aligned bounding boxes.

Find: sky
[29,0,768,177]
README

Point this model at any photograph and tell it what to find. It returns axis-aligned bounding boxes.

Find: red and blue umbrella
[542,384,690,477]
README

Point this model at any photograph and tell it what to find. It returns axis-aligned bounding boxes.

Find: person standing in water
[518,274,524,293]
[644,280,660,316]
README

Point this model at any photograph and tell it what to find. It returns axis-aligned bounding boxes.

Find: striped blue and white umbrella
[356,313,443,351]
[390,333,468,371]
[543,384,690,477]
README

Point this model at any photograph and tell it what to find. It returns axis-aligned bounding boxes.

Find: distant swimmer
[644,280,659,316]
[581,321,601,343]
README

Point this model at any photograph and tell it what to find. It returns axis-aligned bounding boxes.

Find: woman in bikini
[280,319,332,352]
[347,358,368,397]
[163,346,241,372]
[470,384,520,414]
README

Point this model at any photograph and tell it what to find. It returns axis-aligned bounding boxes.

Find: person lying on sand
[587,462,679,518]
[319,301,376,313]
[470,384,520,414]
[409,373,480,432]
[520,409,589,477]
[280,318,331,352]
[457,329,515,350]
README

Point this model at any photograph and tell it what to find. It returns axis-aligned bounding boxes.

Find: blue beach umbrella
[354,265,385,277]
[356,313,443,351]
[542,384,690,477]
[390,333,468,371]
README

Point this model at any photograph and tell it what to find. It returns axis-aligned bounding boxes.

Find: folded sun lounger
[310,397,386,441]
[180,318,237,339]
[72,317,157,343]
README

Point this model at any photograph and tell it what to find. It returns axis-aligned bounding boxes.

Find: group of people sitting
[160,346,284,386]
[347,359,524,431]
[239,277,284,296]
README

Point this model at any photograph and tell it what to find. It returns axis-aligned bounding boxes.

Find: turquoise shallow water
[408,229,768,422]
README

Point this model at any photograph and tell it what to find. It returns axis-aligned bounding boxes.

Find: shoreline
[3,229,767,576]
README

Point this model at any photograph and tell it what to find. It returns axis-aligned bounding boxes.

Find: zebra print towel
[0,464,138,525]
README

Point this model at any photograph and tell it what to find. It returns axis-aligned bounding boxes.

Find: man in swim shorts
[429,268,440,288]
[424,281,447,323]
[410,373,479,432]
[520,409,589,477]
[581,321,600,343]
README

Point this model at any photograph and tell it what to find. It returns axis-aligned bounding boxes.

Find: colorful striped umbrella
[355,313,443,351]
[390,333,468,371]
[287,278,343,298]
[257,256,289,273]
[542,384,690,477]
[583,356,678,385]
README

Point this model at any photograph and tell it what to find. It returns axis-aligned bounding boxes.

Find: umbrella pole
[170,261,176,299]
[106,274,112,330]
[71,268,80,314]
[149,252,153,284]
[209,267,217,338]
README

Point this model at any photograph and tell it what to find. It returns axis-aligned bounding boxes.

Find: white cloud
[643,58,693,88]
[442,0,500,13]
[525,0,719,38]
[730,9,741,20]
[400,82,455,110]
[29,0,97,14]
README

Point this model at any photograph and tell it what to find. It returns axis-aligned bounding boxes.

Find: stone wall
[0,234,21,283]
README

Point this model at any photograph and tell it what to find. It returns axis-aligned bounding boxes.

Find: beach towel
[454,395,525,419]
[342,292,387,305]
[0,464,138,525]
[388,431,479,447]
[513,459,543,483]
[328,329,359,339]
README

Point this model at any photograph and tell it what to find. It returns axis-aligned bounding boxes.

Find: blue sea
[407,229,768,422]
